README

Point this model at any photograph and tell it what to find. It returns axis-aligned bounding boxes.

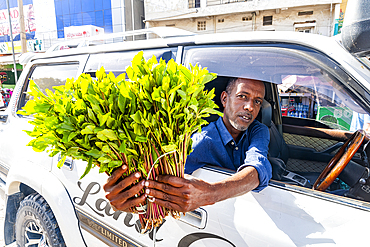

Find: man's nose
[243,100,253,112]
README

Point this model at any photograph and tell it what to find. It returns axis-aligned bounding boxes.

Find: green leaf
[98,156,111,164]
[98,112,110,127]
[80,156,93,179]
[85,149,102,158]
[34,103,52,113]
[108,160,122,168]
[127,148,138,156]
[119,142,127,153]
[162,144,177,153]
[135,136,147,142]
[130,111,142,124]
[81,125,95,135]
[97,129,118,141]
[202,73,217,84]
[177,90,187,100]
[67,132,78,142]
[87,108,97,123]
[179,66,192,82]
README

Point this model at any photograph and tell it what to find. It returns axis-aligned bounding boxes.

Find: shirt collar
[215,117,247,146]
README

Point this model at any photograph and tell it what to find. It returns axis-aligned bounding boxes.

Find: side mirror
[341,0,370,56]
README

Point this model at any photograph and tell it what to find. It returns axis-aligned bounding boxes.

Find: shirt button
[235,147,239,151]
[231,142,235,145]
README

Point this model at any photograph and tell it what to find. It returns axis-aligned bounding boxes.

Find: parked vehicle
[1,1,370,246]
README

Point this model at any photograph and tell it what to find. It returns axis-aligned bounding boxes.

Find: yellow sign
[0,41,22,54]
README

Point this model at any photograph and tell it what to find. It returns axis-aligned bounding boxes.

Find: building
[0,0,144,87]
[144,0,343,36]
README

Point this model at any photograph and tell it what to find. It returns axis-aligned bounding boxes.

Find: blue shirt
[185,117,272,192]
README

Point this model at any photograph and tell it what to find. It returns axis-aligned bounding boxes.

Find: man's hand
[144,175,216,213]
[103,165,146,212]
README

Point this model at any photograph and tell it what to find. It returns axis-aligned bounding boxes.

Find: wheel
[15,193,66,247]
[313,130,366,191]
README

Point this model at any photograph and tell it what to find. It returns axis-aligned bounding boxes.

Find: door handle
[179,208,207,229]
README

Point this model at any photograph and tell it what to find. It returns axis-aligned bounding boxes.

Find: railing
[44,27,195,53]
[207,0,253,7]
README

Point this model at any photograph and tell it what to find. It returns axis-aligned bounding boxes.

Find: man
[104,77,272,213]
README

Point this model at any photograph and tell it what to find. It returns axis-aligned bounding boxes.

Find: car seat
[259,101,308,186]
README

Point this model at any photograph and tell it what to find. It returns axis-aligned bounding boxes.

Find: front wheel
[15,193,66,247]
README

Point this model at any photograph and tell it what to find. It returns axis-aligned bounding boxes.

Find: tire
[15,193,66,247]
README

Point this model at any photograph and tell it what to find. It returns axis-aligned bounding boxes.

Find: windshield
[278,74,361,130]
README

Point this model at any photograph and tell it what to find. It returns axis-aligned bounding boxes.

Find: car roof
[27,31,338,61]
[22,29,370,96]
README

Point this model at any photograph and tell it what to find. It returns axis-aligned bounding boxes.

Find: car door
[0,55,87,174]
[167,42,370,246]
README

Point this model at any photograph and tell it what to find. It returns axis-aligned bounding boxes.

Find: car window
[184,45,365,131]
[183,45,320,85]
[18,63,79,111]
[278,74,356,130]
[84,48,177,77]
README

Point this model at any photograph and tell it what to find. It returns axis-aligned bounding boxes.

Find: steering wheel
[313,130,366,191]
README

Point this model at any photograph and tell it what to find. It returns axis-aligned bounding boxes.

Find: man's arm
[145,166,259,212]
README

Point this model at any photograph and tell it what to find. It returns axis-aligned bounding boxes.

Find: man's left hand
[144,175,216,212]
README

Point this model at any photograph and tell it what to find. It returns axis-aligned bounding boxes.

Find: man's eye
[255,100,262,105]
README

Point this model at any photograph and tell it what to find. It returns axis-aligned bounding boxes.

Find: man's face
[221,78,265,137]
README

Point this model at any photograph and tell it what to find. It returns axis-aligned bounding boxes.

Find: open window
[84,48,177,78]
[183,44,370,203]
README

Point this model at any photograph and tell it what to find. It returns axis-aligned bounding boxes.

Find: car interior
[204,75,370,203]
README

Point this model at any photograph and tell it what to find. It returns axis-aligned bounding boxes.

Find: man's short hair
[225,77,238,95]
[225,77,266,95]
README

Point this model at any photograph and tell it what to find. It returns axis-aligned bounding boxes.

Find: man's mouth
[239,114,252,122]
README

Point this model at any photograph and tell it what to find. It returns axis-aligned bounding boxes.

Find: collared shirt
[185,117,272,192]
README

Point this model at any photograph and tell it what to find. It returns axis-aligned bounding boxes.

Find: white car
[1,1,370,246]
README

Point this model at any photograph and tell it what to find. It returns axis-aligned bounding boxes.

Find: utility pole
[131,0,135,40]
[18,0,27,53]
[6,0,18,83]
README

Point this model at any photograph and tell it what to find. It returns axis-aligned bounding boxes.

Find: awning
[0,54,21,65]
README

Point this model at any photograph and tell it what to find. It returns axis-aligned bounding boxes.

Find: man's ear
[220,91,227,108]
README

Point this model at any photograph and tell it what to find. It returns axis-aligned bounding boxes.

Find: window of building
[298,11,314,16]
[189,0,200,8]
[263,16,273,26]
[242,16,252,21]
[141,16,145,29]
[198,21,206,31]
[297,28,312,33]
[218,19,224,23]
[166,24,176,27]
